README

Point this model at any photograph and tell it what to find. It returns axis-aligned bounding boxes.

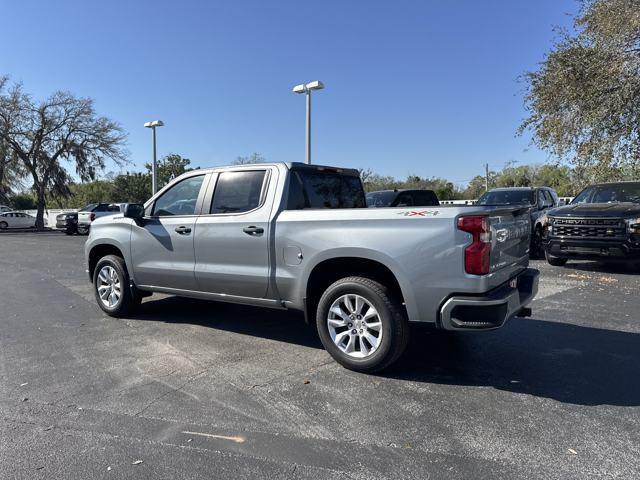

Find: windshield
[571,183,640,204]
[366,191,397,207]
[80,203,98,212]
[477,190,535,206]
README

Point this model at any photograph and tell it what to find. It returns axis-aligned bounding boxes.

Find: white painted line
[182,431,246,443]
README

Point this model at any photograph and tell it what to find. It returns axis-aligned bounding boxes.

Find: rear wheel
[93,255,141,317]
[546,252,568,267]
[77,225,89,235]
[316,276,409,373]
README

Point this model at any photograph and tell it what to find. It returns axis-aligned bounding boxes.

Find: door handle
[243,226,264,235]
[175,226,192,234]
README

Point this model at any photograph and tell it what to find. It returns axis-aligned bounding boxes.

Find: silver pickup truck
[85,162,539,372]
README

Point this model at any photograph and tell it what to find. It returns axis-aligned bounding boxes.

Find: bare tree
[0,78,127,228]
[233,152,265,165]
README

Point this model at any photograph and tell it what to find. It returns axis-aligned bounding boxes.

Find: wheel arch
[303,253,413,324]
[88,243,128,283]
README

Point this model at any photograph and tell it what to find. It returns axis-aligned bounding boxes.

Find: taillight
[90,213,96,221]
[457,215,491,275]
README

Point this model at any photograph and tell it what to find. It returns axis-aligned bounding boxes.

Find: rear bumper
[544,237,640,261]
[439,268,539,331]
[56,220,76,230]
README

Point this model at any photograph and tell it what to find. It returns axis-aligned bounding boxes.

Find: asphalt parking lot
[1,232,639,479]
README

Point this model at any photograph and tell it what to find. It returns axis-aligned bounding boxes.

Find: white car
[0,211,42,229]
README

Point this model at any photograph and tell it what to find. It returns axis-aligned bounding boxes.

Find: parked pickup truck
[543,181,640,266]
[85,162,539,372]
[77,203,125,235]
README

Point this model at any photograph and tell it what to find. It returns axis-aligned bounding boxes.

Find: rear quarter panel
[274,206,529,323]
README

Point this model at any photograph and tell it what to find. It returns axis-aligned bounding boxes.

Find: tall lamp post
[144,120,164,194]
[292,81,324,164]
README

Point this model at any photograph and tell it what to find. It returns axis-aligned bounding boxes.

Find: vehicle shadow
[136,295,322,349]
[389,318,640,407]
[135,296,640,407]
[561,260,639,275]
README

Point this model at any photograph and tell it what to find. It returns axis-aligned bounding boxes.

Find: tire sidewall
[0,221,7,229]
[532,226,543,259]
[316,279,395,371]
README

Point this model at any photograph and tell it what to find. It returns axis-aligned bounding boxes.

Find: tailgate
[487,207,531,275]
[78,212,91,224]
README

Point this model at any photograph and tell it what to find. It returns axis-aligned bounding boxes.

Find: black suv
[476,187,559,258]
[366,189,440,208]
[543,181,640,266]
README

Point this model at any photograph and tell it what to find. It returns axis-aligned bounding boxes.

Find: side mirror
[123,203,145,220]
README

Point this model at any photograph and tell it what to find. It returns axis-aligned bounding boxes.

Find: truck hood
[549,202,640,218]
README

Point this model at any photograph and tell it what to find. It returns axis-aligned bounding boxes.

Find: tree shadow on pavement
[388,318,640,407]
[135,296,640,407]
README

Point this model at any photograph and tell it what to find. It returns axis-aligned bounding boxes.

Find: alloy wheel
[327,294,383,358]
[96,265,122,308]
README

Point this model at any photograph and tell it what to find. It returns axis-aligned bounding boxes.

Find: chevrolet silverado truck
[85,162,539,372]
[543,181,640,266]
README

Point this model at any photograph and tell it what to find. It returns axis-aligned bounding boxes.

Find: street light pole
[293,81,324,164]
[144,120,164,194]
[305,90,311,164]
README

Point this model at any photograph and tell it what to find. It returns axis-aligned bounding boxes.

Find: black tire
[530,226,543,259]
[316,276,409,373]
[546,252,568,267]
[0,221,7,230]
[93,254,141,317]
[77,226,89,235]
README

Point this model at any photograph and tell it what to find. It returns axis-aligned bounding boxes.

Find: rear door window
[210,170,267,214]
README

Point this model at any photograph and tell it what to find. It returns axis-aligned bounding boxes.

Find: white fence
[18,209,78,228]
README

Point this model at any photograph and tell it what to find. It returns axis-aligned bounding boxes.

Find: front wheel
[316,276,409,373]
[77,225,89,235]
[530,226,543,259]
[546,252,568,267]
[0,221,7,230]
[93,255,141,317]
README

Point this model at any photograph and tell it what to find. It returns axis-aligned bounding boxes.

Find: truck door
[194,168,275,298]
[130,174,208,291]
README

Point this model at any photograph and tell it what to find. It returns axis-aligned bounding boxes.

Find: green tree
[10,192,37,209]
[0,77,127,229]
[145,153,191,189]
[0,137,24,203]
[113,172,152,204]
[68,180,115,208]
[520,0,640,185]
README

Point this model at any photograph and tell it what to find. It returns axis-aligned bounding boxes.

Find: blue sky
[0,0,577,185]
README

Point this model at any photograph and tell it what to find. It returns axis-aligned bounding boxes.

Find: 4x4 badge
[396,210,440,217]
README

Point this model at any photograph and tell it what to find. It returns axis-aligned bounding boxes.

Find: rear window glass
[287,170,366,209]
